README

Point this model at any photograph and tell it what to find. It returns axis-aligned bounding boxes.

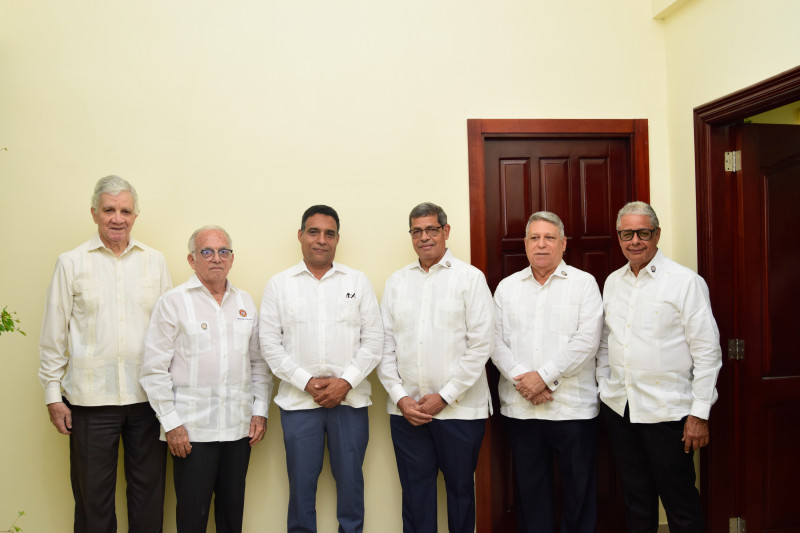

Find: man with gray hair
[141,225,272,533]
[492,211,603,533]
[597,201,722,532]
[39,175,172,532]
[378,202,494,533]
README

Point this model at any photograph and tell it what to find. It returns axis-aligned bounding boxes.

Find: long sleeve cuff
[508,363,528,380]
[689,400,712,420]
[537,361,563,391]
[439,382,461,406]
[252,400,269,418]
[159,410,182,433]
[290,368,314,393]
[45,384,63,405]
[389,384,410,406]
[340,366,363,389]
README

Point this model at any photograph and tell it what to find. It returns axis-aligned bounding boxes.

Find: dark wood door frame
[467,118,650,532]
[693,65,800,532]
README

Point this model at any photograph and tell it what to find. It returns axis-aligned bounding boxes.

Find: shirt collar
[88,233,142,255]
[290,259,343,280]
[186,273,233,294]
[625,248,664,279]
[520,260,569,285]
[409,248,455,272]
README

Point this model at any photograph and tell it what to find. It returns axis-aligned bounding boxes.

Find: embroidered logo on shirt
[201,323,208,330]
[239,309,247,317]
[346,292,356,298]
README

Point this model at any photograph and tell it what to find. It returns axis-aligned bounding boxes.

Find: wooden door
[468,119,649,532]
[484,137,629,291]
[734,123,800,532]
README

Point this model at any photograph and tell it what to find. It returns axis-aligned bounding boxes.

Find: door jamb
[693,65,800,532]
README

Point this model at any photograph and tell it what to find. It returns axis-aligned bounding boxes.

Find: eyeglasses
[617,228,657,241]
[194,248,233,260]
[409,226,444,239]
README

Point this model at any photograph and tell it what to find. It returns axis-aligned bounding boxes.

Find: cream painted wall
[661,0,800,268]
[0,0,682,531]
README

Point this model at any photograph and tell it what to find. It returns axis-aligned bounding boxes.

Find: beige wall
[661,0,800,267]
[0,0,796,531]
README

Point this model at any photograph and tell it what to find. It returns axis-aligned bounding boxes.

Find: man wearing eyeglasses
[597,201,722,533]
[259,205,383,533]
[39,175,171,532]
[140,225,273,533]
[378,202,494,533]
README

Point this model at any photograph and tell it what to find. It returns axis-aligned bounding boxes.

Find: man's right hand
[305,377,330,399]
[47,402,72,434]
[398,396,433,426]
[166,425,192,458]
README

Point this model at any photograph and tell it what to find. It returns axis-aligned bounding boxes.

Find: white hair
[188,225,233,253]
[91,175,139,215]
[525,211,565,239]
[616,201,659,230]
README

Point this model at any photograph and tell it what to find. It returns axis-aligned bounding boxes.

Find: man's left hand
[418,393,447,416]
[513,371,548,399]
[249,415,267,446]
[682,415,710,453]
[313,378,352,408]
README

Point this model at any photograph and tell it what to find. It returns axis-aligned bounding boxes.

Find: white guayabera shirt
[597,250,723,423]
[39,234,172,406]
[140,275,272,442]
[492,261,603,421]
[379,249,494,420]
[259,261,383,411]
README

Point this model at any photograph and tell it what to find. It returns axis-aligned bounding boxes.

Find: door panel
[483,136,631,532]
[737,123,800,533]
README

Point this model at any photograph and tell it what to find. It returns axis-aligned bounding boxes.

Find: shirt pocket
[73,277,102,313]
[552,304,579,334]
[284,298,307,325]
[338,296,360,326]
[136,278,161,315]
[640,302,674,338]
[636,370,690,411]
[175,387,212,428]
[552,304,579,350]
[181,321,211,356]
[435,299,464,331]
[233,319,254,352]
[391,301,415,331]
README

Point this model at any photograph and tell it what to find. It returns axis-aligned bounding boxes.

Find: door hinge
[729,517,746,533]
[725,150,742,172]
[728,339,745,361]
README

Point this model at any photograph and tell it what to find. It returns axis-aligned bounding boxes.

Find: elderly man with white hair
[141,225,272,533]
[39,175,172,532]
[492,210,603,533]
[597,201,722,533]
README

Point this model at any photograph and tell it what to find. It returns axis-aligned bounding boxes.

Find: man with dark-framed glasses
[597,201,722,533]
[378,202,494,533]
[141,225,272,532]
